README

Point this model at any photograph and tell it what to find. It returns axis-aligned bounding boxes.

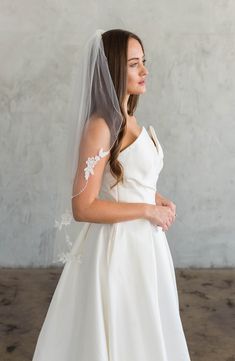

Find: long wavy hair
[101,29,145,188]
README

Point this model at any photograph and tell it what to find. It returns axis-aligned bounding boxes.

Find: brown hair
[101,29,145,188]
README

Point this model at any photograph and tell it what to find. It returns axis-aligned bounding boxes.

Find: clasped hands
[153,192,176,232]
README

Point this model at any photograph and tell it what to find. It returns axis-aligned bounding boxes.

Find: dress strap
[148,125,164,159]
[147,125,160,153]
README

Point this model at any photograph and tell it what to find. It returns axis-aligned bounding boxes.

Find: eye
[130,59,147,67]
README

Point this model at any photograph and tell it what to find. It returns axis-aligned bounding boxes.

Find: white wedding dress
[32,125,191,361]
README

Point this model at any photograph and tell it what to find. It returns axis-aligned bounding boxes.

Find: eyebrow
[128,55,145,61]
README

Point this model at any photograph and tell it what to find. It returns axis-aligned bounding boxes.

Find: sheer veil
[52,29,123,264]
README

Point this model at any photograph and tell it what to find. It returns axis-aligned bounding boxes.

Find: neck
[122,94,130,118]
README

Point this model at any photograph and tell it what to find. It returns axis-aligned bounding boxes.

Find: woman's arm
[74,194,176,226]
[74,198,149,223]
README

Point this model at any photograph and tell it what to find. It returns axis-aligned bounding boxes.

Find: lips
[138,80,145,85]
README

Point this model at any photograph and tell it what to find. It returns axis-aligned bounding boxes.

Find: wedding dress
[32,124,191,361]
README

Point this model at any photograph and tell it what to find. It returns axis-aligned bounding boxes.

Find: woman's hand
[155,192,176,217]
[145,204,176,232]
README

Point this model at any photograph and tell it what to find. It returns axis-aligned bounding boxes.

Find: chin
[130,88,147,95]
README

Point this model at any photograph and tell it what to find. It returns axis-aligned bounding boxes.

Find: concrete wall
[1,0,234,267]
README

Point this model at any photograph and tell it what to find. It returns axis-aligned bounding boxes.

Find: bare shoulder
[85,115,111,142]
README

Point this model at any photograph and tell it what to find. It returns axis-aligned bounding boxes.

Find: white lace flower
[84,148,109,180]
[65,234,72,248]
[54,209,73,231]
[58,252,69,264]
[99,148,109,158]
[58,251,83,264]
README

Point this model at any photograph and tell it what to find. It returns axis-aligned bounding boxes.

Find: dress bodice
[99,125,164,205]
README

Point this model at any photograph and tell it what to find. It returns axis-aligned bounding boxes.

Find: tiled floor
[0,268,234,361]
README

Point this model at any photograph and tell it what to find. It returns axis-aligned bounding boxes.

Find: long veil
[52,29,123,264]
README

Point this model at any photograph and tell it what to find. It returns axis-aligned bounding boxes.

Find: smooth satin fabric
[32,125,191,361]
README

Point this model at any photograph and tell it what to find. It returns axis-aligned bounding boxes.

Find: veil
[52,29,123,264]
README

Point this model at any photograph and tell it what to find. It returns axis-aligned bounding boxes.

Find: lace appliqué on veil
[72,148,110,198]
[84,148,109,180]
[54,149,109,264]
[54,209,73,232]
[54,211,85,264]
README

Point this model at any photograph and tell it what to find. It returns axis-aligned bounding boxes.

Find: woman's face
[126,37,149,95]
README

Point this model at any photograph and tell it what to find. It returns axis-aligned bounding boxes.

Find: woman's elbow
[72,199,92,222]
[72,204,84,222]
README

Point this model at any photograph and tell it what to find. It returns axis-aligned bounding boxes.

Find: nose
[140,64,149,76]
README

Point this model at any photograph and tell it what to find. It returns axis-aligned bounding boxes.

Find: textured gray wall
[1,0,234,267]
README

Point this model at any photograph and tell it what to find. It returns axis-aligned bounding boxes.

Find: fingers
[162,209,176,231]
[168,201,176,216]
[169,206,177,220]
[162,223,169,232]
[162,218,171,231]
[152,204,177,232]
[166,208,175,223]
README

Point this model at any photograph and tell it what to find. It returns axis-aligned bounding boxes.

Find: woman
[32,28,191,361]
